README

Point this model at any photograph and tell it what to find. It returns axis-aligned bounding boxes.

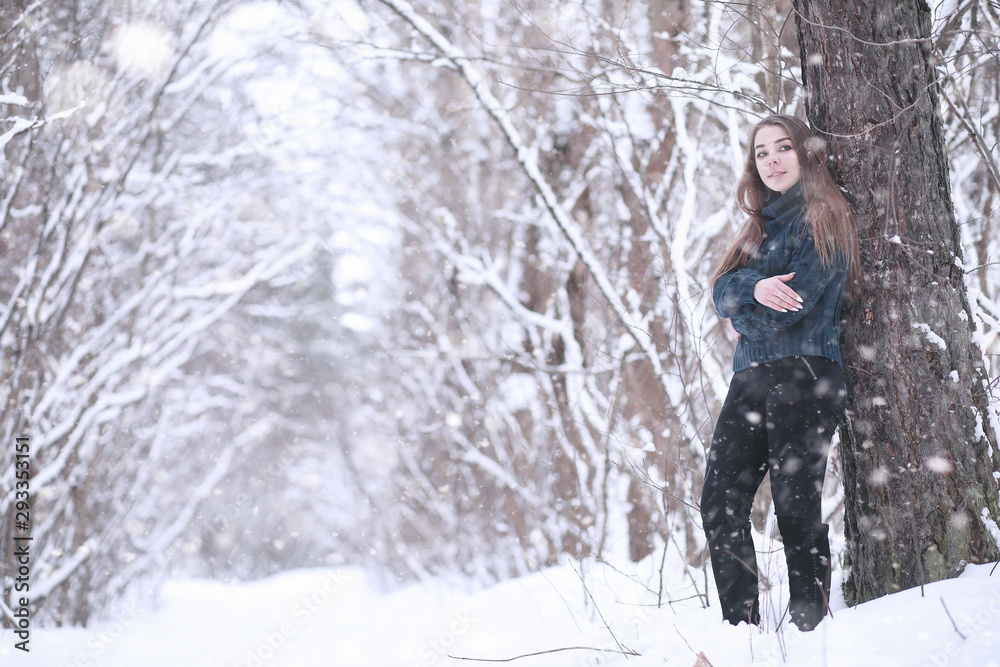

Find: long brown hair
[711,115,861,300]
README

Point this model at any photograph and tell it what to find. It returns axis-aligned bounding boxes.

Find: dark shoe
[777,517,831,631]
[704,521,760,625]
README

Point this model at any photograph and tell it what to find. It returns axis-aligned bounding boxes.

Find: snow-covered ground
[1,557,998,667]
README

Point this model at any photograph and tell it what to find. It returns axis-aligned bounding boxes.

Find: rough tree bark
[792,0,1000,604]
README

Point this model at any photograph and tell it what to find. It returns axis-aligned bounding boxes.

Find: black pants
[700,355,846,627]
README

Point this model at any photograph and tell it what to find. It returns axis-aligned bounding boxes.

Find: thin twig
[569,560,631,655]
[658,538,669,608]
[673,623,698,656]
[448,645,641,662]
[940,597,967,640]
[792,4,935,47]
[940,81,1000,197]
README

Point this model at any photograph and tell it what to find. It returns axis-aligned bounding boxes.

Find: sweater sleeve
[727,224,846,342]
[713,268,765,319]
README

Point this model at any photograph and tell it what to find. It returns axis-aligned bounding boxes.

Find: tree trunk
[792,0,1000,604]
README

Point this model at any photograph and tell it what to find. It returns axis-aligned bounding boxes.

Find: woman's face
[753,124,801,194]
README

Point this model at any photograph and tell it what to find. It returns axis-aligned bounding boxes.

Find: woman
[701,114,860,631]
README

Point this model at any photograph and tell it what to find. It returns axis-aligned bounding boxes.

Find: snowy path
[1,562,999,666]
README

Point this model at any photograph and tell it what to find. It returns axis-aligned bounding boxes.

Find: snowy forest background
[1,0,999,628]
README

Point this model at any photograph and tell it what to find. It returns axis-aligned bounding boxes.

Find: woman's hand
[724,318,740,341]
[753,273,803,312]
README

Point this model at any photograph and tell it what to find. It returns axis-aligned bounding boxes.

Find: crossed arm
[713,228,845,342]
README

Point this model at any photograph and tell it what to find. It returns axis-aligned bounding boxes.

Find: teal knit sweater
[713,183,848,372]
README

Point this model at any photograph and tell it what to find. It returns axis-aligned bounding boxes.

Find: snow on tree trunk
[793,0,1000,603]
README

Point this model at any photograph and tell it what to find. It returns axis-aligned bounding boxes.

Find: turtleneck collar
[762,181,805,235]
